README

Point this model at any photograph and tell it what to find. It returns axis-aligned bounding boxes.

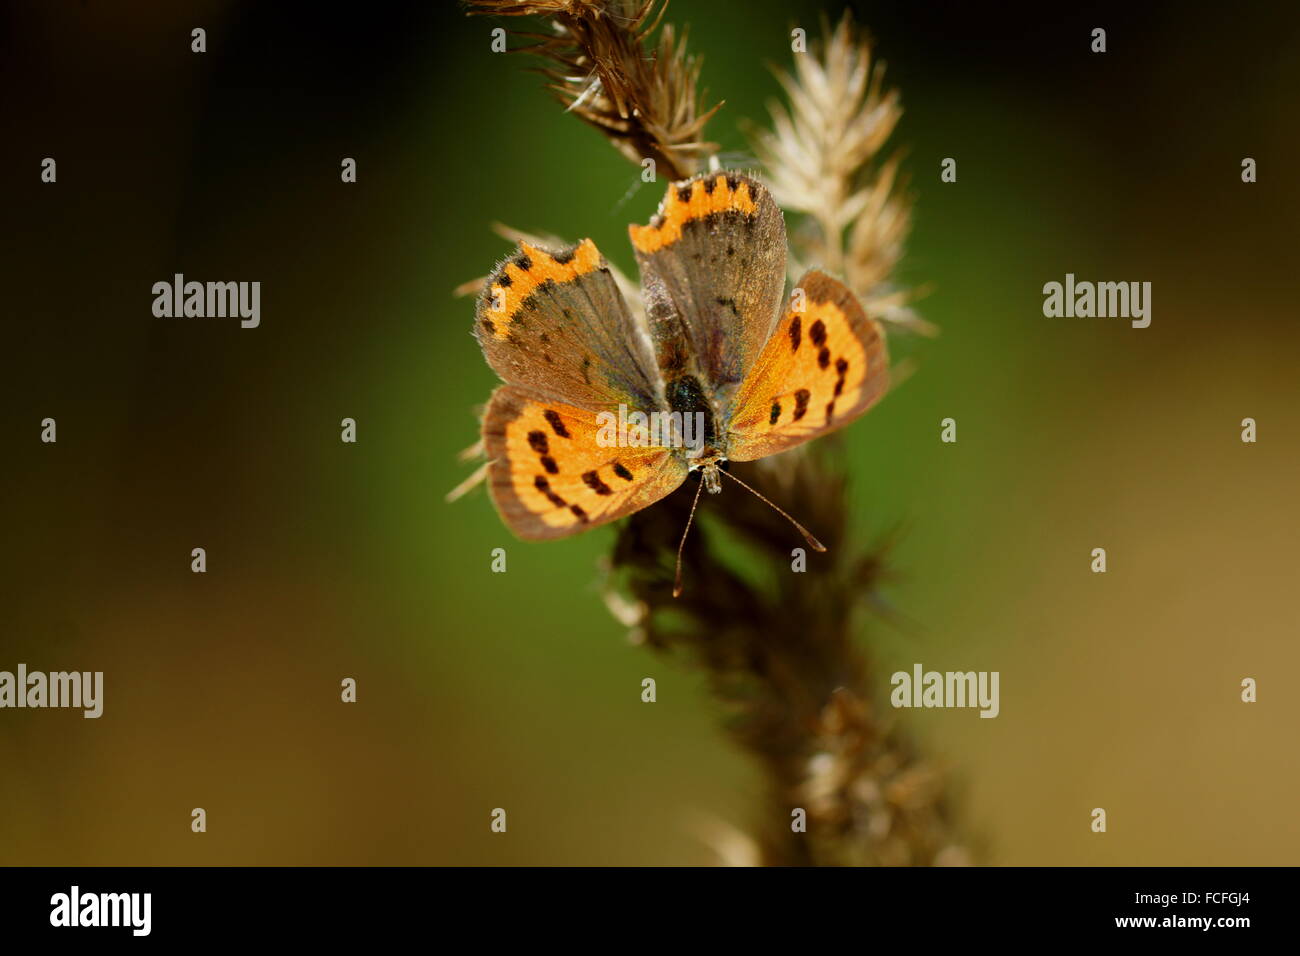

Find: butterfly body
[473,172,889,542]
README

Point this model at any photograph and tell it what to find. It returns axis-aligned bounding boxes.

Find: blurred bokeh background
[2,0,1297,864]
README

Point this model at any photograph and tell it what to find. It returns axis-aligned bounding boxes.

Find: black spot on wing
[534,475,567,508]
[793,389,811,422]
[543,409,571,438]
[582,471,614,496]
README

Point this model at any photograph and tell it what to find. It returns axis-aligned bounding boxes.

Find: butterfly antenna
[673,473,708,599]
[717,467,827,553]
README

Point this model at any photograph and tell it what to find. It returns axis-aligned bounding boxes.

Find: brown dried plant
[605,449,970,866]
[461,3,968,865]
[465,0,721,179]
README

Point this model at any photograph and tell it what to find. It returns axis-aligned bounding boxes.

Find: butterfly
[473,171,889,594]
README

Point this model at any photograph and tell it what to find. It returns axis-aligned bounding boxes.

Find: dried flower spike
[752,12,928,334]
[466,0,721,178]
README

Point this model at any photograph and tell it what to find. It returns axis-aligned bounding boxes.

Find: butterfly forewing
[474,238,663,413]
[629,173,787,396]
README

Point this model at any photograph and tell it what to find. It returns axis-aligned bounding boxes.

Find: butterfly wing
[474,238,662,413]
[473,238,685,538]
[629,172,787,396]
[483,386,689,539]
[725,270,888,462]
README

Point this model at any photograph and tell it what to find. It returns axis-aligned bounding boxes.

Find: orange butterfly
[474,172,889,594]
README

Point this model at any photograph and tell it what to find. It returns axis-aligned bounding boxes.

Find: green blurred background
[2,0,1297,864]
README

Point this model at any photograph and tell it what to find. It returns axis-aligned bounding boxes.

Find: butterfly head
[688,450,726,495]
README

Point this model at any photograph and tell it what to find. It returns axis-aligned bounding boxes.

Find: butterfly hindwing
[474,238,662,412]
[725,270,888,462]
[483,386,690,540]
[629,172,787,396]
